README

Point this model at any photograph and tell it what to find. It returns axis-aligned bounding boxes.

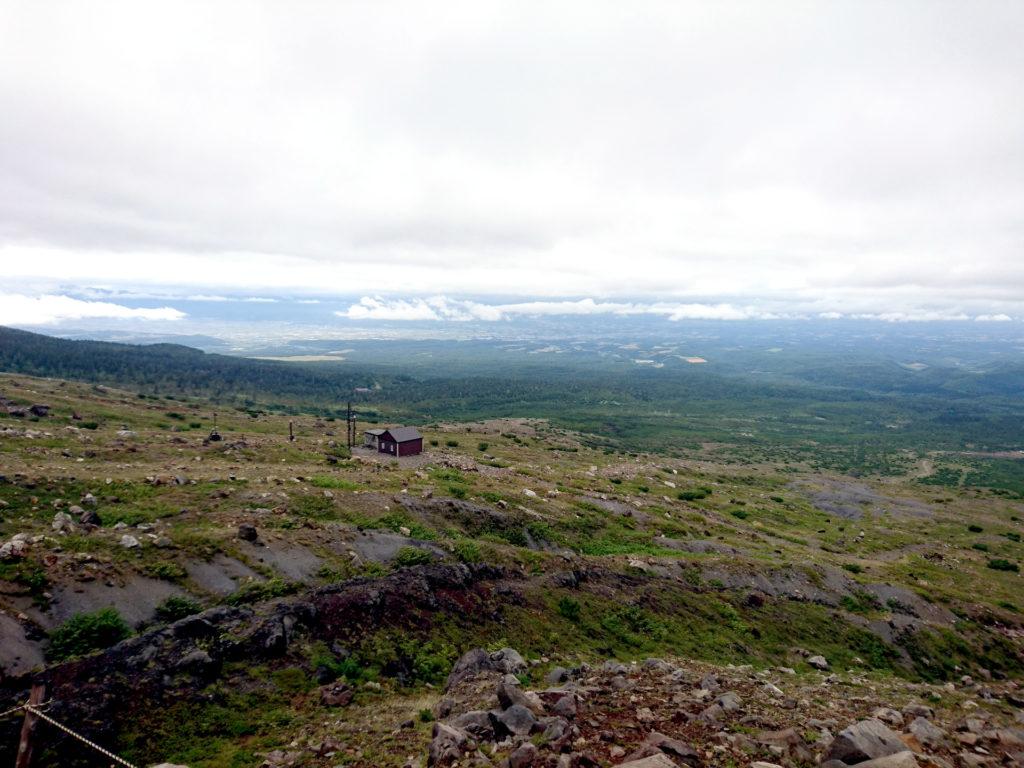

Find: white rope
[0,704,24,719]
[23,704,140,768]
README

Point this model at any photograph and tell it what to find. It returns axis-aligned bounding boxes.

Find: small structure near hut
[363,428,385,450]
[368,426,423,457]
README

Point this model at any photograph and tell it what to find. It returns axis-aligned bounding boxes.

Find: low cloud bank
[339,296,1015,323]
[0,293,185,326]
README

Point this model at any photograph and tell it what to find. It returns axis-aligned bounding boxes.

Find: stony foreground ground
[407,649,1024,768]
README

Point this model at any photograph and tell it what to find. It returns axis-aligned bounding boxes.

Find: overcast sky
[1,1,1023,325]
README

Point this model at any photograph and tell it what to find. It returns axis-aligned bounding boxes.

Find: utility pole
[346,401,355,448]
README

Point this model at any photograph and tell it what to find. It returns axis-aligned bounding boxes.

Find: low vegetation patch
[155,596,203,623]
[225,578,298,606]
[49,608,132,661]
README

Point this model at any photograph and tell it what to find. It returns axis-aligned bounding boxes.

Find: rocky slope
[424,648,1024,768]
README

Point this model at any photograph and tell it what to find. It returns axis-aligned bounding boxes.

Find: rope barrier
[23,704,140,768]
[0,704,25,719]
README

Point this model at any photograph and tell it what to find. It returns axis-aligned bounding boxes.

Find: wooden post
[15,682,45,768]
[289,421,295,442]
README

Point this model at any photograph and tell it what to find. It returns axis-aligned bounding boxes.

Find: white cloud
[975,313,1013,322]
[185,294,277,303]
[0,3,1021,317]
[341,297,443,321]
[852,311,972,323]
[339,296,784,322]
[0,293,185,325]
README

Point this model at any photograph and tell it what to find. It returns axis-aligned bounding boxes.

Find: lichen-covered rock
[445,646,527,690]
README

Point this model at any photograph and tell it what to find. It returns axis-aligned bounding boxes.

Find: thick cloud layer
[1,2,1022,318]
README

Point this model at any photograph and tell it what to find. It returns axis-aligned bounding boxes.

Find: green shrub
[0,563,49,593]
[477,442,489,452]
[429,439,439,447]
[453,540,482,563]
[155,596,202,623]
[445,439,459,448]
[973,543,989,552]
[80,422,99,430]
[418,708,435,723]
[677,488,711,501]
[377,511,437,541]
[600,605,667,646]
[225,578,297,606]
[557,596,581,622]
[842,563,863,574]
[310,476,359,490]
[142,561,187,582]
[988,559,1019,572]
[49,608,131,661]
[393,546,433,568]
[968,524,983,533]
[840,590,882,614]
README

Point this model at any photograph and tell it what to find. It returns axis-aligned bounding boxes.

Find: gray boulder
[902,704,934,720]
[546,666,569,684]
[52,511,76,533]
[319,681,353,707]
[509,742,538,768]
[717,691,743,712]
[79,507,101,525]
[908,716,945,749]
[551,693,577,719]
[427,722,469,767]
[872,708,903,727]
[825,719,910,764]
[618,755,681,768]
[625,731,701,767]
[497,681,545,714]
[492,704,537,737]
[450,710,494,741]
[845,754,918,768]
[445,646,528,690]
